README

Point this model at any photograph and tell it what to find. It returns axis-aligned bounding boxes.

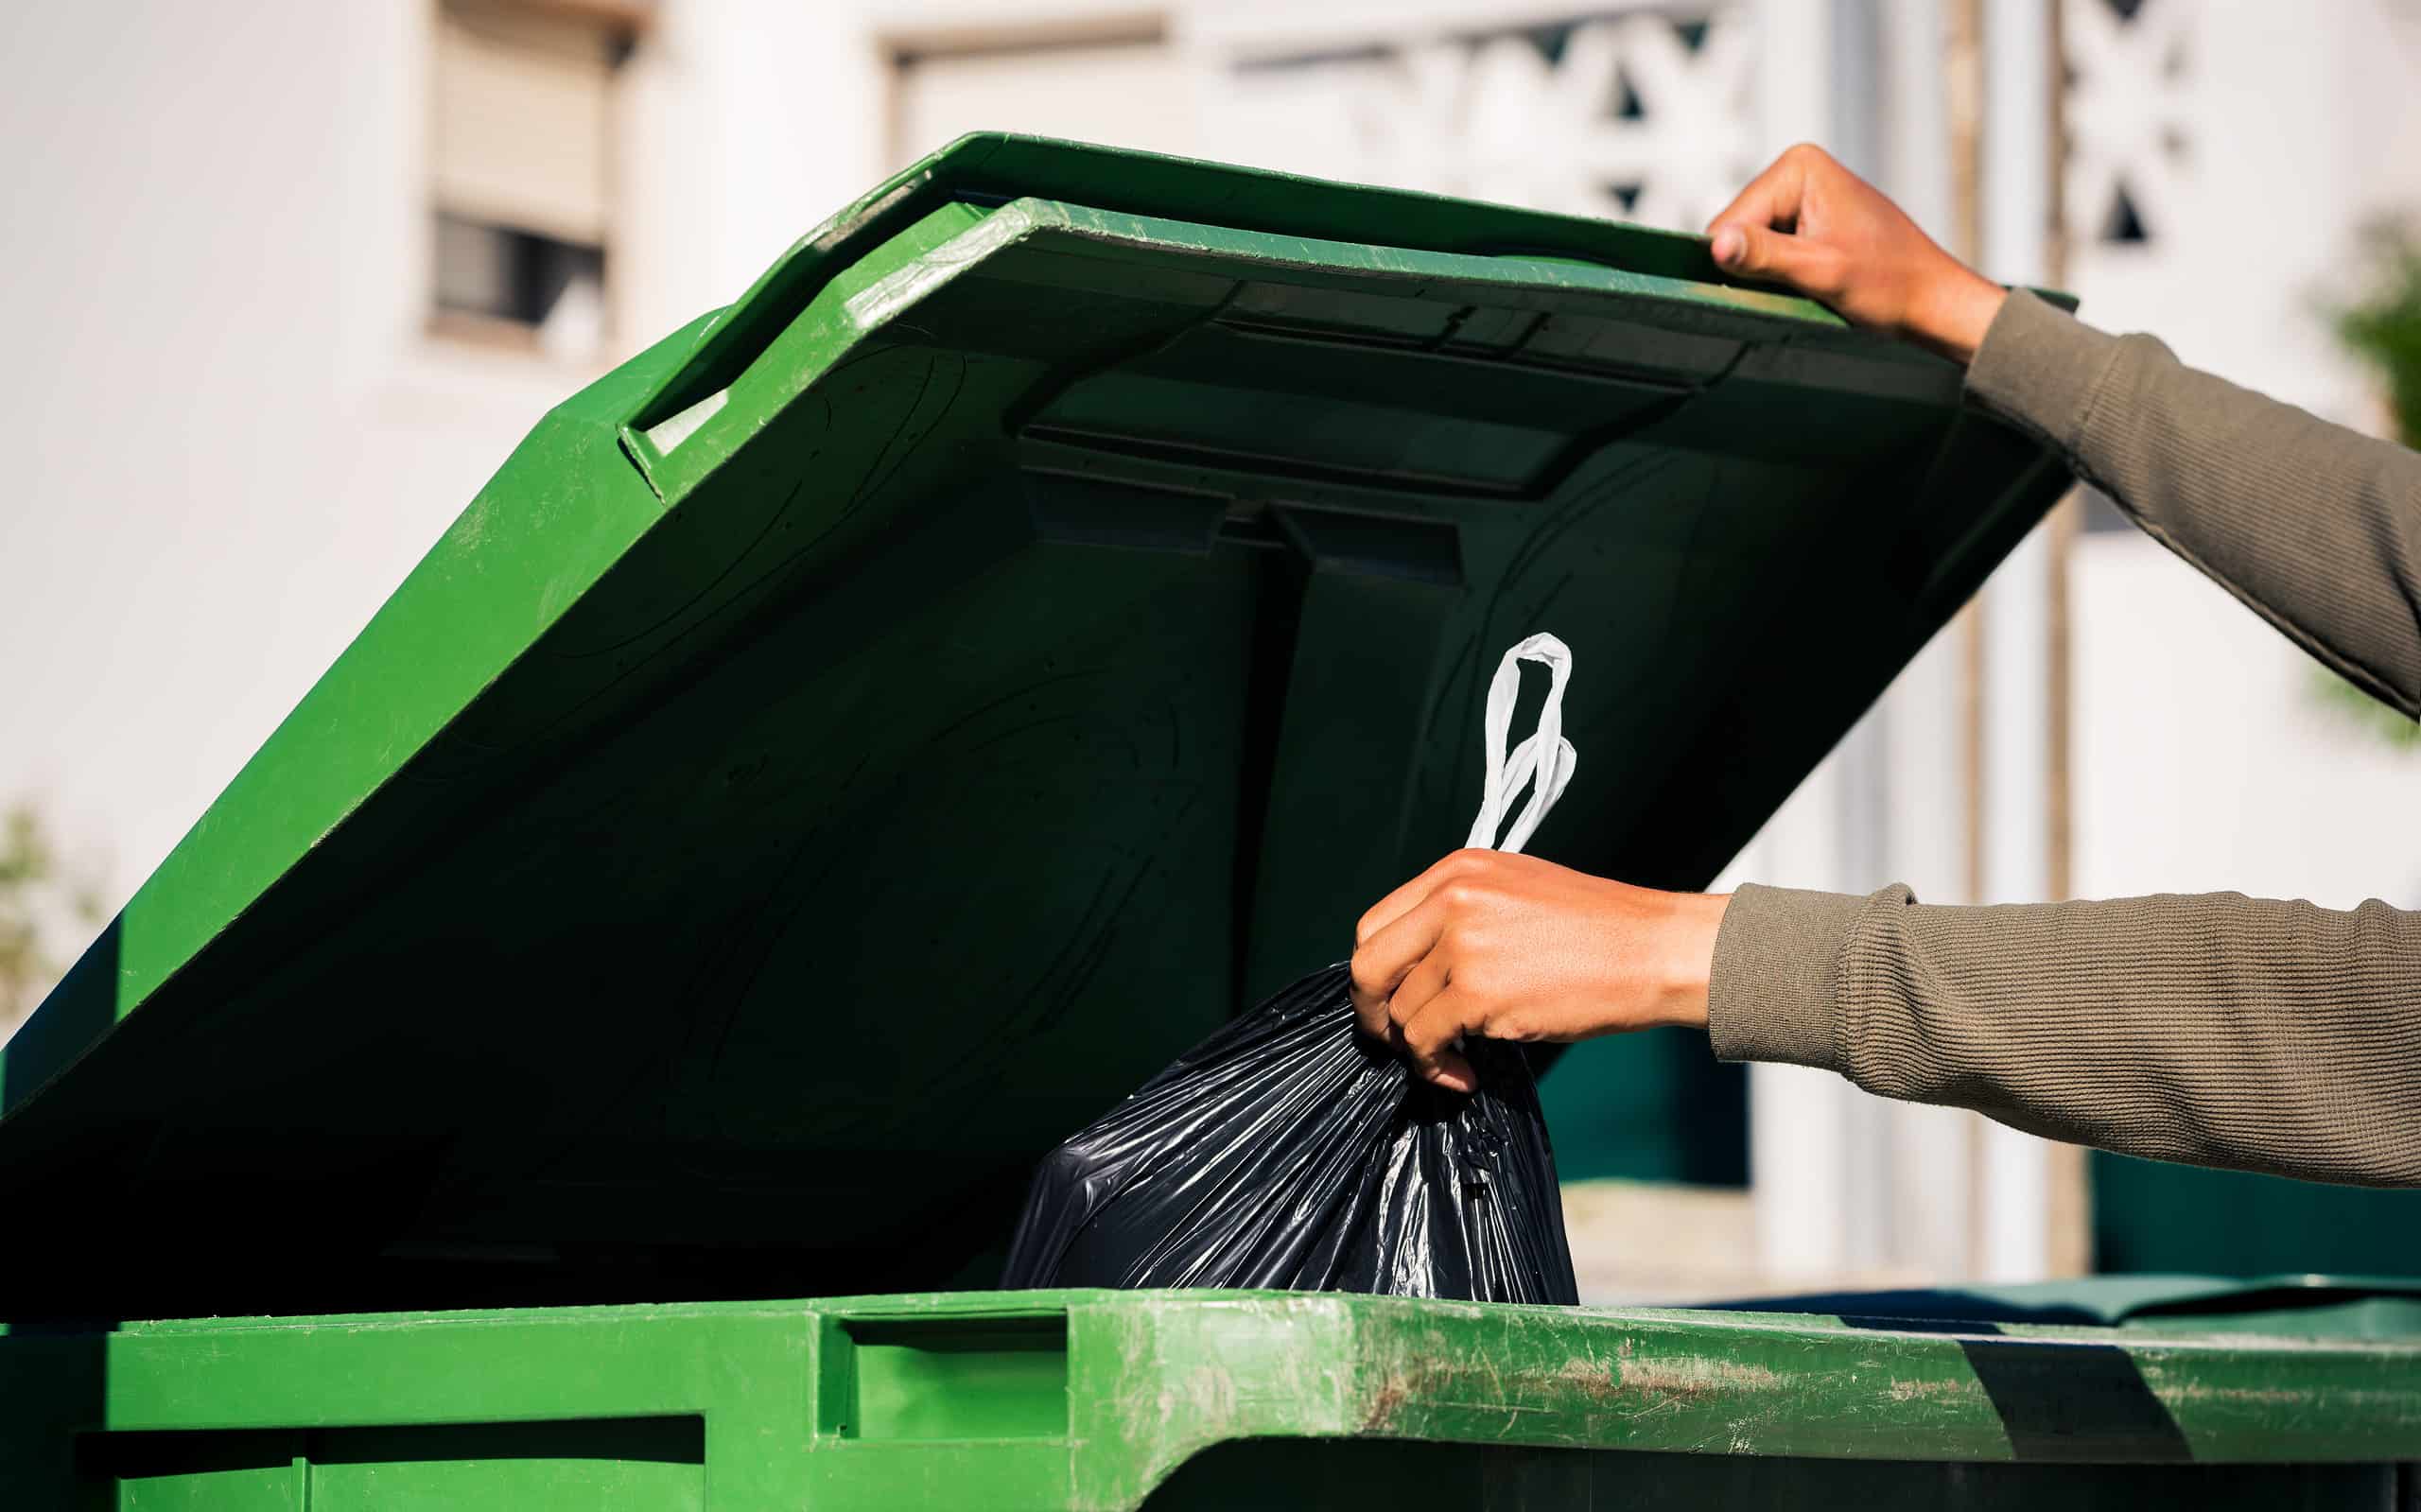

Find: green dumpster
[3,135,2412,1503]
[5,1281,2419,1507]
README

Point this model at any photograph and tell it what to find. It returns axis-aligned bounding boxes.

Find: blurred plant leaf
[2310,221,2421,751]
[2310,666,2421,750]
[0,802,106,1034]
[2333,218,2421,449]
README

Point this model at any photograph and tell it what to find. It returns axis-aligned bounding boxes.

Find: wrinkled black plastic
[1001,962,1580,1304]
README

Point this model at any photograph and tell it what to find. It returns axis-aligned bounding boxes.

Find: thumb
[1710,221,1844,300]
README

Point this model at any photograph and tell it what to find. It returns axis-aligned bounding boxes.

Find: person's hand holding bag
[1347,633,1730,1093]
[1349,851,1729,1092]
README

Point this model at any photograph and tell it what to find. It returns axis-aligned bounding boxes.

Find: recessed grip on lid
[620,132,1844,465]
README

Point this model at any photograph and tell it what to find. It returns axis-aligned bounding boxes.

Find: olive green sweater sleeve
[1708,292,2421,1190]
[1968,291,2421,716]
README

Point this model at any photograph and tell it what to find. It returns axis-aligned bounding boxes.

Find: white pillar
[1744,0,2019,1293]
[1736,756,1857,1280]
[1745,0,2065,1290]
[1741,0,1864,1287]
[1870,0,1988,1283]
[1975,0,2055,1284]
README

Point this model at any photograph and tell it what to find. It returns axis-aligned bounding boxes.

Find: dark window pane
[433,212,604,329]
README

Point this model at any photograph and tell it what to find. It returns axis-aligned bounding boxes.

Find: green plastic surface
[0,135,2074,1319]
[1727,1273,2421,1340]
[2092,1148,2421,1281]
[3,1290,2415,1508]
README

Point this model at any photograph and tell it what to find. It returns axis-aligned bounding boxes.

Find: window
[428,0,643,360]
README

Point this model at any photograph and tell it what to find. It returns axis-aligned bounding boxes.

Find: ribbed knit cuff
[1705,883,1863,1072]
[1962,288,2129,454]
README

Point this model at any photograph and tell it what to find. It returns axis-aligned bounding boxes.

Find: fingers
[1349,890,1450,1038]
[1354,850,1476,947]
[1705,145,1853,300]
[1385,955,1452,1042]
[1402,988,1481,1094]
[1707,221,1848,300]
[1706,147,1812,239]
[1350,849,1495,1032]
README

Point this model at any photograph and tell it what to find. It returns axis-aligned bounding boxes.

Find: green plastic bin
[5,1284,2418,1506]
[5,135,2410,1503]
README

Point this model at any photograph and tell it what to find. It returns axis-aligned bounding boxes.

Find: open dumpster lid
[0,135,2072,1319]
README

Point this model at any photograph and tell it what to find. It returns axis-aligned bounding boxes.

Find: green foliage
[2311,667,2421,750]
[2334,220,2421,449]
[2310,223,2421,748]
[0,803,105,1034]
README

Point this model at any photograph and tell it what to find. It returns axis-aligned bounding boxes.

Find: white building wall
[2064,0,2421,919]
[0,1,564,911]
[0,0,894,934]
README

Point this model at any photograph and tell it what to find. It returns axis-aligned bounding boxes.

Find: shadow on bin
[1,921,113,1499]
[0,1317,111,1503]
[1715,1288,2193,1461]
[1,916,119,1121]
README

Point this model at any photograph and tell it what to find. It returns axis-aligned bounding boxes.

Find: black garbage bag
[1001,633,1582,1305]
[1000,960,1578,1302]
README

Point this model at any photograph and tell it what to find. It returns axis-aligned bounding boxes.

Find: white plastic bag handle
[1464,632,1577,856]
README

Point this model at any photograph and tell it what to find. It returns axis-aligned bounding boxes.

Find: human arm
[1714,883,2421,1188]
[1345,148,2421,1189]
[1700,145,2421,1184]
[1350,851,2421,1188]
[1706,144,2421,712]
[1961,289,2421,717]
